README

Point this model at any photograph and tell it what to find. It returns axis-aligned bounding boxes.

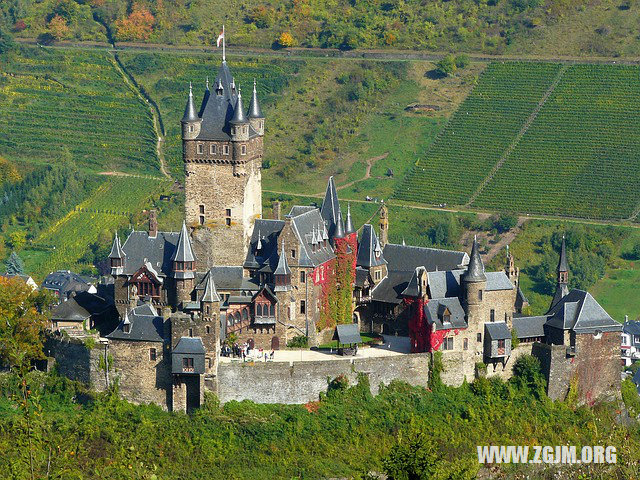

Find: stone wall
[45,336,108,390]
[216,353,430,404]
[485,343,533,380]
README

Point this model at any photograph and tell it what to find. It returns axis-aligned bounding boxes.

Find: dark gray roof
[336,323,362,344]
[198,80,210,117]
[42,270,92,296]
[558,236,569,273]
[121,230,180,277]
[201,271,221,302]
[345,204,355,234]
[172,222,195,263]
[290,209,336,267]
[546,289,621,334]
[173,337,205,355]
[624,321,640,336]
[230,90,248,124]
[108,232,125,259]
[334,209,345,239]
[273,240,291,276]
[247,80,264,118]
[424,298,466,330]
[289,206,316,217]
[320,176,340,232]
[244,219,285,271]
[371,271,408,304]
[485,322,511,341]
[462,236,486,283]
[357,224,386,268]
[196,267,260,292]
[400,266,425,297]
[485,272,515,291]
[107,304,165,342]
[51,298,90,322]
[383,244,468,274]
[513,315,547,338]
[355,267,370,288]
[181,84,199,123]
[196,61,258,141]
[427,270,464,299]
[551,283,570,310]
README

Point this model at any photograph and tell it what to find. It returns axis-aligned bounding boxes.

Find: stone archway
[247,338,255,350]
[271,336,280,350]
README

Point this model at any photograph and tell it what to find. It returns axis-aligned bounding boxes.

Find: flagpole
[222,25,226,63]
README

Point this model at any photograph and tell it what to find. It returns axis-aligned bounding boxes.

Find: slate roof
[121,230,181,277]
[355,267,370,288]
[383,244,468,273]
[545,289,621,333]
[357,224,386,268]
[195,61,258,141]
[371,271,409,304]
[289,206,316,217]
[42,270,93,297]
[289,209,336,267]
[424,298,466,330]
[230,90,248,124]
[201,271,221,302]
[345,204,355,234]
[485,322,511,341]
[558,236,569,272]
[107,304,165,342]
[196,267,260,293]
[485,272,515,291]
[512,315,547,338]
[248,80,264,118]
[172,222,195,263]
[108,232,125,259]
[336,323,362,344]
[624,321,640,336]
[273,240,291,276]
[427,270,464,299]
[400,267,425,297]
[244,219,285,271]
[51,298,90,322]
[173,337,205,355]
[462,236,486,283]
[181,83,199,123]
[320,176,341,237]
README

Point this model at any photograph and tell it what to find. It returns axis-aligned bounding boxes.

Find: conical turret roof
[558,235,569,273]
[172,221,195,263]
[334,210,345,239]
[230,89,248,124]
[463,236,486,282]
[202,271,221,302]
[248,79,264,118]
[274,240,291,276]
[198,77,210,117]
[181,83,199,123]
[108,232,125,259]
[345,203,355,234]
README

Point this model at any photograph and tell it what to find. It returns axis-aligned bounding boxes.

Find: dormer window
[443,313,450,324]
[224,145,229,155]
[210,144,216,154]
[197,144,203,154]
[241,144,246,155]
[123,323,130,333]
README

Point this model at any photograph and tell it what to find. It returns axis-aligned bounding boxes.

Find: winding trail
[108,52,171,180]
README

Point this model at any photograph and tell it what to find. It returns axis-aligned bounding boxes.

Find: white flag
[216,30,224,47]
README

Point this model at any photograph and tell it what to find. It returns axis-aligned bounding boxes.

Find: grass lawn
[318,333,382,349]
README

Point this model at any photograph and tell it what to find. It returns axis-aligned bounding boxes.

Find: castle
[47,55,622,411]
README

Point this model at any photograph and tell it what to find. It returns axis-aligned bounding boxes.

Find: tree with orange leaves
[47,15,70,41]
[115,3,155,41]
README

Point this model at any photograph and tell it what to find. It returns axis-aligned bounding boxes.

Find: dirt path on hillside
[459,216,528,262]
[316,152,389,196]
[97,171,166,181]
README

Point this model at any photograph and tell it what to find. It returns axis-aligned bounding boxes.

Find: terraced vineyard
[23,176,170,277]
[396,62,640,220]
[0,47,158,174]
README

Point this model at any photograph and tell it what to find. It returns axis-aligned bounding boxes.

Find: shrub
[435,54,457,77]
[622,378,640,418]
[455,54,470,69]
[277,32,295,48]
[286,335,308,348]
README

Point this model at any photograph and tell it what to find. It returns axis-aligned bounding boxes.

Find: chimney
[273,201,282,220]
[149,210,158,237]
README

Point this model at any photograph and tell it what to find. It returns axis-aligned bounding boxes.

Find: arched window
[235,312,241,324]
[243,309,248,320]
[257,304,263,316]
[270,304,275,316]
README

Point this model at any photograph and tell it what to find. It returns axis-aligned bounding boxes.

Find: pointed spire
[230,88,248,124]
[123,310,131,325]
[402,237,406,246]
[172,221,195,263]
[199,77,211,117]
[202,271,221,302]
[463,235,486,282]
[109,232,125,259]
[181,82,199,123]
[322,223,329,241]
[558,235,568,274]
[274,240,291,276]
[345,203,355,234]
[256,229,263,252]
[215,77,224,96]
[248,78,264,118]
[320,176,340,230]
[206,76,210,90]
[334,209,345,239]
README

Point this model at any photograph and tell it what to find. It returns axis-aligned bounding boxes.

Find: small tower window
[241,144,247,155]
[197,144,203,154]
[199,215,205,225]
[477,333,482,343]
[199,205,205,215]
[188,328,193,337]
[300,271,306,283]
[291,249,296,259]
[300,300,306,314]
[189,125,194,133]
[123,324,130,334]
[490,309,495,322]
[210,144,216,154]
[149,348,156,361]
[206,325,210,334]
[478,290,483,301]
[224,145,229,155]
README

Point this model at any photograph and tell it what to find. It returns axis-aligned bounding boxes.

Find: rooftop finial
[189,82,193,95]
[206,76,209,89]
[216,25,226,63]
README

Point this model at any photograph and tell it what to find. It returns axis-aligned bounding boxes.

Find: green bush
[286,335,309,348]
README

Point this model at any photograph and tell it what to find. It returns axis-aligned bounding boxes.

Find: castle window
[200,205,205,214]
[478,290,483,301]
[188,328,193,337]
[226,218,231,226]
[208,358,212,368]
[300,271,306,283]
[189,125,194,133]
[206,305,210,315]
[199,215,205,225]
[490,309,495,322]
[442,338,453,351]
[123,323,130,334]
[210,144,216,154]
[225,208,231,216]
[243,309,249,321]
[504,312,508,322]
[291,249,296,259]
[257,304,263,316]
[197,144,204,154]
[206,325,210,334]
[300,300,306,314]
[183,357,194,370]
[241,144,247,155]
[477,333,482,343]
[463,338,468,350]
[149,348,156,361]
[270,304,275,316]
[224,145,229,155]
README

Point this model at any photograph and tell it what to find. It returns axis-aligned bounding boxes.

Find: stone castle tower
[181,62,265,268]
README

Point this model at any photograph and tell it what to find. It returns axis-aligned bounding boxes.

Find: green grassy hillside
[396,61,640,220]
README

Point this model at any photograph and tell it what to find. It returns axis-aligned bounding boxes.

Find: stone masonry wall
[216,353,430,404]
[45,336,108,391]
